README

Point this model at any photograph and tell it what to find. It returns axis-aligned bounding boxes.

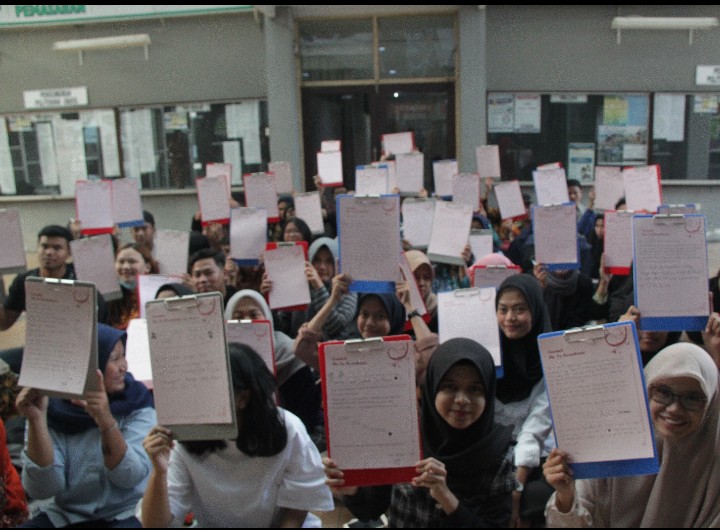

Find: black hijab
[421,338,513,499]
[47,324,154,435]
[354,293,407,337]
[495,274,551,404]
[155,282,194,298]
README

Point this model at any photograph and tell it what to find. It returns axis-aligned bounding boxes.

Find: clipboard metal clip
[163,295,199,310]
[564,325,606,343]
[453,287,481,298]
[344,337,385,352]
[486,265,509,270]
[652,213,684,224]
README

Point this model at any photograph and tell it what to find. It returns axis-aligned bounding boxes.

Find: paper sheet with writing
[382,132,414,155]
[594,166,625,211]
[19,280,97,398]
[533,204,578,267]
[230,208,267,264]
[452,173,480,212]
[623,165,662,213]
[338,196,400,285]
[0,118,17,194]
[476,145,501,178]
[604,211,634,274]
[154,230,190,276]
[401,199,435,249]
[221,142,243,185]
[633,215,709,320]
[268,161,294,195]
[126,318,153,383]
[206,163,233,192]
[399,252,427,318]
[317,151,344,186]
[111,178,144,227]
[264,245,311,311]
[75,180,114,234]
[69,235,121,301]
[539,324,655,463]
[432,159,458,197]
[197,176,230,224]
[427,201,472,265]
[373,161,396,192]
[225,320,276,376]
[244,173,279,222]
[494,180,527,220]
[356,166,389,196]
[321,140,341,153]
[395,152,424,193]
[138,274,184,318]
[468,229,493,263]
[321,339,420,471]
[146,294,234,426]
[533,168,569,206]
[438,289,501,366]
[472,265,520,289]
[0,209,26,273]
[294,191,325,235]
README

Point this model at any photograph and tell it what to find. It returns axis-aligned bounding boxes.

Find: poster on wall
[513,94,541,133]
[694,95,719,114]
[488,94,514,133]
[568,143,595,182]
[653,94,685,142]
[597,126,648,166]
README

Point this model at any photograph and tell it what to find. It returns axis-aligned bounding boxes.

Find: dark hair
[181,343,287,457]
[116,242,159,274]
[142,210,155,227]
[615,197,627,210]
[566,179,582,188]
[188,248,225,273]
[283,217,312,243]
[278,195,294,208]
[38,225,73,243]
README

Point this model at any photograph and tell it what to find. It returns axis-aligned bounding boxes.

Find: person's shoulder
[11,268,39,284]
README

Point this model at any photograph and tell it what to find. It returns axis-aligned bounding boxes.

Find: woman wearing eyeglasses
[543,341,720,527]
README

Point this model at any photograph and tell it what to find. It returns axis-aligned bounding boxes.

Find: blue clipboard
[632,213,709,331]
[336,194,400,294]
[538,321,659,480]
[532,203,580,271]
[117,219,145,228]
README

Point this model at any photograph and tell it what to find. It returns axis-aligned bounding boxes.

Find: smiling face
[496,288,533,340]
[413,264,434,302]
[435,363,486,430]
[115,247,151,284]
[312,247,335,283]
[357,297,391,339]
[649,376,707,441]
[231,298,265,321]
[104,341,128,394]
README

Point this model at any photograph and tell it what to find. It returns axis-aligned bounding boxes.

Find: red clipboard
[469,264,521,288]
[197,177,231,227]
[264,242,309,312]
[602,210,633,276]
[381,131,416,157]
[243,173,281,224]
[225,319,277,379]
[622,164,662,214]
[76,180,115,236]
[319,335,422,487]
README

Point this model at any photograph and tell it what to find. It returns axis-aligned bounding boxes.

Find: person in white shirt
[139,343,333,528]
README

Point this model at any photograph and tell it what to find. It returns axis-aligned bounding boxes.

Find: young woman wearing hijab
[324,338,516,527]
[154,282,194,300]
[16,324,155,528]
[140,343,333,527]
[495,274,555,527]
[224,290,322,440]
[544,342,720,527]
[405,250,438,332]
[108,243,159,330]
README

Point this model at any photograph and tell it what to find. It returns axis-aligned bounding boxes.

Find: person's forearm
[0,306,20,332]
[141,468,173,528]
[100,421,128,470]
[25,417,54,467]
[307,294,339,334]
[277,508,308,528]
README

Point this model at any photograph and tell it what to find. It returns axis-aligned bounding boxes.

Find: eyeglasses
[648,385,707,412]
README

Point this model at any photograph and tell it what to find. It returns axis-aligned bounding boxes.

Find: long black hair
[181,343,288,457]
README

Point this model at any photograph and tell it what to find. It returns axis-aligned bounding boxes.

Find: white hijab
[575,342,720,527]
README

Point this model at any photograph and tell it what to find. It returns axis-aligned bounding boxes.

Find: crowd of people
[0,175,718,528]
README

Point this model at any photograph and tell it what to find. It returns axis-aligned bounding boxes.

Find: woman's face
[496,288,533,340]
[104,341,127,394]
[435,363,486,430]
[283,221,304,242]
[639,331,669,355]
[312,247,335,283]
[649,376,707,441]
[231,298,265,321]
[115,247,150,284]
[357,297,391,338]
[413,264,434,302]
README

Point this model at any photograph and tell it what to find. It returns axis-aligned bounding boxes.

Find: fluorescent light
[611,16,718,45]
[53,34,151,65]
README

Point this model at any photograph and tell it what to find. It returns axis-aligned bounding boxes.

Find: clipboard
[532,203,580,271]
[75,180,115,236]
[656,204,698,215]
[317,150,344,187]
[401,198,435,249]
[632,213,710,331]
[196,176,231,226]
[146,293,237,441]
[426,201,473,266]
[538,322,659,479]
[603,210,635,276]
[337,194,400,294]
[319,335,421,487]
[0,209,27,274]
[225,319,277,378]
[381,132,415,156]
[111,178,145,228]
[437,288,503,377]
[399,252,430,331]
[243,173,280,224]
[69,234,123,302]
[470,264,521,289]
[263,242,310,312]
[19,278,99,400]
[230,207,267,267]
